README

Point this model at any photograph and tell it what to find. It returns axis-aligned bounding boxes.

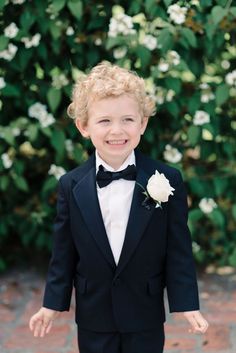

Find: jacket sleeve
[165,170,200,312]
[43,177,78,311]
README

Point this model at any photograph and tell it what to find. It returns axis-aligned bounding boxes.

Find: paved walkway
[0,267,236,353]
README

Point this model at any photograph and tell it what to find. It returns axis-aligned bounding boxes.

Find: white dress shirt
[96,151,136,265]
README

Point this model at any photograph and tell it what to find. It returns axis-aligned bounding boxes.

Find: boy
[29,61,209,353]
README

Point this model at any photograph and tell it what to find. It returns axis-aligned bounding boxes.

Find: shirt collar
[95,150,136,173]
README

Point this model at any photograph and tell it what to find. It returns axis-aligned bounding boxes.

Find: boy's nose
[110,123,123,134]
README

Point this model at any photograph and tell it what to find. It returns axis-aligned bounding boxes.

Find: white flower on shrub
[0,77,6,89]
[0,43,18,61]
[142,35,157,51]
[167,50,180,65]
[193,110,210,125]
[201,92,215,103]
[11,0,25,4]
[12,127,21,136]
[166,89,175,102]
[48,164,66,180]
[21,33,41,48]
[167,4,187,25]
[65,139,74,153]
[1,153,13,169]
[28,102,55,128]
[108,13,135,37]
[199,198,217,214]
[163,144,182,163]
[29,102,47,119]
[52,74,69,89]
[199,83,215,103]
[40,113,55,128]
[225,70,236,87]
[192,241,201,253]
[158,61,169,72]
[113,47,127,59]
[94,38,102,46]
[221,60,230,70]
[153,86,165,104]
[4,23,19,38]
[66,26,74,36]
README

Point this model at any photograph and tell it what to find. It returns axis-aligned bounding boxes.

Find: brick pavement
[0,268,236,353]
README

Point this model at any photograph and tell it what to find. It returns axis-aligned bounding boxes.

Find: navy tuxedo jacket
[43,149,199,332]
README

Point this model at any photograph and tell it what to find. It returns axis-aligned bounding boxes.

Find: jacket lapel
[115,152,156,277]
[72,155,116,270]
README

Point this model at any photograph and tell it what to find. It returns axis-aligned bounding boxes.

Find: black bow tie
[96,164,137,188]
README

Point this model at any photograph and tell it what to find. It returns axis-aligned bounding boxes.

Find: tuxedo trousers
[77,325,165,353]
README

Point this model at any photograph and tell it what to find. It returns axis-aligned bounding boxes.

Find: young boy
[29,61,209,353]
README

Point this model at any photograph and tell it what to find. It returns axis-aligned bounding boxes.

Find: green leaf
[213,177,228,196]
[42,176,58,194]
[1,84,20,97]
[3,128,15,145]
[13,176,29,192]
[28,125,39,142]
[67,0,83,20]
[47,88,61,112]
[166,101,179,117]
[106,37,126,50]
[229,248,236,267]
[50,129,66,156]
[208,209,225,228]
[158,28,173,52]
[165,77,182,94]
[232,204,236,221]
[0,35,9,51]
[20,11,35,31]
[211,6,228,24]
[189,209,203,222]
[0,0,5,10]
[136,45,152,68]
[200,0,212,7]
[164,0,173,7]
[51,0,66,12]
[187,126,200,145]
[216,84,229,106]
[0,175,9,191]
[230,7,236,17]
[181,28,197,48]
[205,23,217,40]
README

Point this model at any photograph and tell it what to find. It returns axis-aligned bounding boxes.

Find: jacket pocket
[147,276,163,295]
[75,274,87,294]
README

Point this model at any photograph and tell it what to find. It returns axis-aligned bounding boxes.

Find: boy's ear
[75,119,90,138]
[141,116,149,135]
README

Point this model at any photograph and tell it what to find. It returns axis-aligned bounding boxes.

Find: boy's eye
[98,119,110,124]
[124,117,134,122]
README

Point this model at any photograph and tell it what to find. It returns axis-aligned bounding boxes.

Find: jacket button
[113,277,121,286]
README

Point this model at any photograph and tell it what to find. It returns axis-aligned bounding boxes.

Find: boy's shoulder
[59,153,95,185]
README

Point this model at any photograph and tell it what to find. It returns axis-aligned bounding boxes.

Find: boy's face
[76,94,148,169]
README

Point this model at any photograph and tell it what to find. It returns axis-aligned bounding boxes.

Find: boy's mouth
[106,140,127,145]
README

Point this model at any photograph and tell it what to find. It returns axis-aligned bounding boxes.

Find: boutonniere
[137,170,175,210]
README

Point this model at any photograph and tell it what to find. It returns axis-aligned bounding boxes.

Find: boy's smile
[76,95,148,169]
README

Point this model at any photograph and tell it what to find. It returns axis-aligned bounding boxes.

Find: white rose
[147,170,175,204]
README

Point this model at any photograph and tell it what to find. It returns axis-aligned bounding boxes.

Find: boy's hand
[183,310,209,334]
[29,307,60,337]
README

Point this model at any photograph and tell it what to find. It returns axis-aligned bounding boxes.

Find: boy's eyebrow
[96,114,137,119]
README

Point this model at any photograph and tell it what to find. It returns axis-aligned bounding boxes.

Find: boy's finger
[45,321,53,334]
[40,320,51,337]
[33,320,42,337]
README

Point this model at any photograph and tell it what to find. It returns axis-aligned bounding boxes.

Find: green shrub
[0,0,236,270]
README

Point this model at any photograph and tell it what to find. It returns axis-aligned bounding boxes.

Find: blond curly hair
[67,61,156,125]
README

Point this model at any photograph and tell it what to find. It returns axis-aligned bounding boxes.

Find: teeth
[108,140,126,145]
